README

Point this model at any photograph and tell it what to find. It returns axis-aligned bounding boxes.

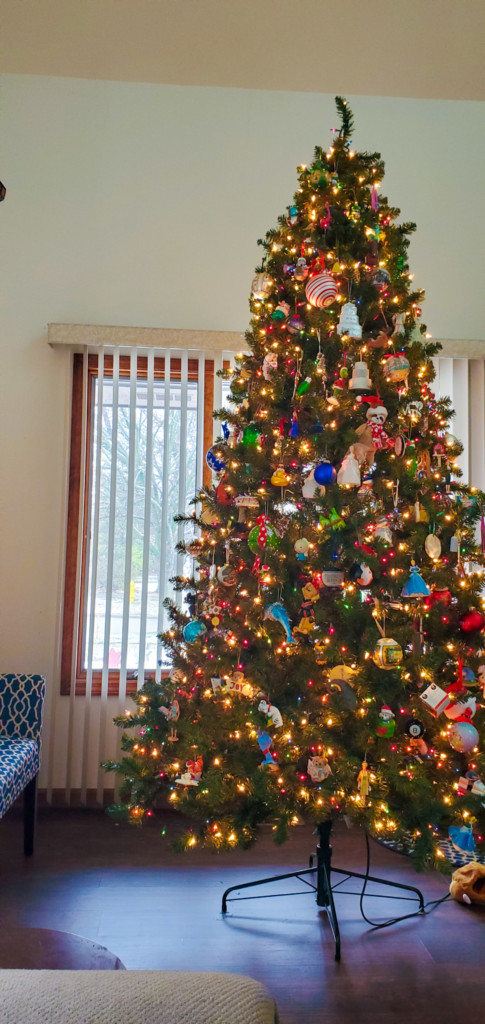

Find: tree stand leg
[314,821,341,959]
[221,821,424,962]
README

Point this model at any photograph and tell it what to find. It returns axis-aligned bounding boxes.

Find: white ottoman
[0,969,279,1024]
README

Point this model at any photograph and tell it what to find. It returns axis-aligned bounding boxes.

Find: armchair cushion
[0,738,39,817]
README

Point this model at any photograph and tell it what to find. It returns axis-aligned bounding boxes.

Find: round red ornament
[459,609,485,634]
[424,588,452,609]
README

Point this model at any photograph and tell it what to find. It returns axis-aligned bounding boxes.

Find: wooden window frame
[61,352,216,696]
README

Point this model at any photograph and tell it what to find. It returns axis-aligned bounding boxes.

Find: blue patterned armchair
[0,674,46,855]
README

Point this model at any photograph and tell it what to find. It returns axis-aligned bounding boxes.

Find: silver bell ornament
[337,302,362,339]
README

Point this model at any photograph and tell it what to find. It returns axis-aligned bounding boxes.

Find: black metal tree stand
[221,820,425,961]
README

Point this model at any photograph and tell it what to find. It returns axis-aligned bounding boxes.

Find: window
[61,348,230,696]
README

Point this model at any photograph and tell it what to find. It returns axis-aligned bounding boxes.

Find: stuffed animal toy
[449,862,485,905]
[353,403,393,467]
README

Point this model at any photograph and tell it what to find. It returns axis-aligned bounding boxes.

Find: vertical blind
[433,357,485,488]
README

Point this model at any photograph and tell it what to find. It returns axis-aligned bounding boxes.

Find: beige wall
[0,74,483,787]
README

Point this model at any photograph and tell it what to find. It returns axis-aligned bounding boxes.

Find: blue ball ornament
[206,446,226,473]
[314,461,336,486]
[183,619,207,644]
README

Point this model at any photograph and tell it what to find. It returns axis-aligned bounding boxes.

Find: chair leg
[23,774,38,856]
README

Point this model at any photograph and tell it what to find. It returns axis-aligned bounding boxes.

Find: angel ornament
[357,760,371,806]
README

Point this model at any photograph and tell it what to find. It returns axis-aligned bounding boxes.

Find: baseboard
[38,788,116,808]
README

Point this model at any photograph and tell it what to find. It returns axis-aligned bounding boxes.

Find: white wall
[0,75,484,788]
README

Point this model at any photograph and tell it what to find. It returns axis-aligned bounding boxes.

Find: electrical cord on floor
[356,831,451,930]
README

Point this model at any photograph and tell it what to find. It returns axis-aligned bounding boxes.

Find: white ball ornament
[251,272,273,300]
[425,533,441,560]
[217,564,238,587]
[384,354,410,384]
[305,271,338,308]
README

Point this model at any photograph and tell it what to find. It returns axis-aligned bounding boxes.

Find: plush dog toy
[449,862,485,905]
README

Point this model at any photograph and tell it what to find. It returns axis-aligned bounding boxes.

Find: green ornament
[310,170,327,188]
[296,376,312,396]
[248,524,280,554]
[319,507,346,533]
[242,424,260,447]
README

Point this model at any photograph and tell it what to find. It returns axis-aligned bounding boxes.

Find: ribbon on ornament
[255,514,270,549]
[252,557,269,579]
[372,600,386,638]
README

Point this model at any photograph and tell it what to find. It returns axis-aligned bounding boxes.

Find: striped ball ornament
[305,271,338,308]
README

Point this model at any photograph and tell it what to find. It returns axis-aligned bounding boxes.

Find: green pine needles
[335,95,354,139]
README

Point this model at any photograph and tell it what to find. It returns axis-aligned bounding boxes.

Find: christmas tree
[104,97,485,869]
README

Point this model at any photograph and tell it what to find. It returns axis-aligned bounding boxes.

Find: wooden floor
[1,807,484,1023]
